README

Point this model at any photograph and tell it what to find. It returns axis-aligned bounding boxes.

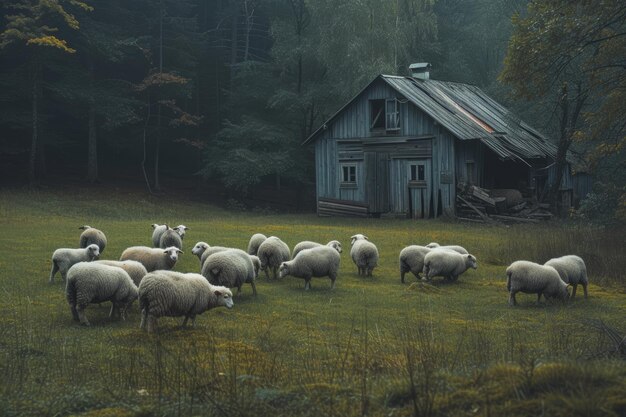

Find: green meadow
[0,187,625,417]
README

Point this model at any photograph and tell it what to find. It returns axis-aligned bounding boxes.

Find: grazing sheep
[201,249,257,296]
[350,234,379,276]
[200,246,231,268]
[506,260,570,306]
[66,262,138,326]
[292,240,342,259]
[399,245,431,283]
[247,233,267,256]
[544,255,588,299]
[279,246,341,290]
[50,244,100,284]
[257,236,290,279]
[95,260,148,286]
[425,242,468,255]
[119,246,182,272]
[422,251,477,282]
[138,271,233,332]
[159,226,183,249]
[79,225,107,253]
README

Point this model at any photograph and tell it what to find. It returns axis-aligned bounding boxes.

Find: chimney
[409,62,431,80]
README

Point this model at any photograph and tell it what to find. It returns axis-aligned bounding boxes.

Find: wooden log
[456,216,486,223]
[491,215,540,223]
[457,195,493,222]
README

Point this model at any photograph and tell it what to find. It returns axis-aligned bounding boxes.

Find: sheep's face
[79,225,91,230]
[87,244,100,260]
[214,288,234,309]
[192,242,208,256]
[278,262,290,278]
[329,241,343,253]
[466,254,478,270]
[164,247,182,263]
[426,242,440,248]
[350,234,367,246]
[151,224,160,229]
[174,225,188,239]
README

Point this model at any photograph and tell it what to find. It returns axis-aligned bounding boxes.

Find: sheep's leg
[582,283,588,299]
[508,291,517,306]
[304,277,311,290]
[536,293,542,304]
[330,276,336,290]
[146,315,156,333]
[70,304,79,321]
[49,262,59,284]
[263,268,270,280]
[181,316,189,327]
[273,266,278,280]
[109,303,116,319]
[367,267,373,277]
[77,306,90,326]
[400,270,405,283]
[571,284,578,299]
[237,285,242,296]
[250,281,257,296]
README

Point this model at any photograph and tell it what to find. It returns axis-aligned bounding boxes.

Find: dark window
[370,100,385,130]
[410,164,425,181]
[342,164,356,183]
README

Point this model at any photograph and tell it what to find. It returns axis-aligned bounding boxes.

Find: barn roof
[304,74,561,163]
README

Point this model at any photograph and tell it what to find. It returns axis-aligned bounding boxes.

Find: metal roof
[304,74,561,163]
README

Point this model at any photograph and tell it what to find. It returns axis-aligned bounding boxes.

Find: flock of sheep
[48,224,589,332]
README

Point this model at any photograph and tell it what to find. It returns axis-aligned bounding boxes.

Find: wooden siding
[433,127,456,215]
[455,140,484,186]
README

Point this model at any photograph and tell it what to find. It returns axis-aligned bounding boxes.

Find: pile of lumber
[456,184,553,224]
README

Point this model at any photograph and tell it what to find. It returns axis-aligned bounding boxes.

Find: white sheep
[138,270,233,332]
[292,240,342,259]
[49,244,100,284]
[425,242,468,254]
[66,262,138,326]
[79,225,107,254]
[422,250,477,282]
[506,260,570,306]
[279,246,341,290]
[247,233,267,256]
[201,249,257,296]
[350,234,379,276]
[257,236,290,279]
[544,255,589,299]
[95,260,148,286]
[159,226,183,249]
[200,245,231,268]
[399,245,431,283]
[119,246,182,272]
[152,224,187,247]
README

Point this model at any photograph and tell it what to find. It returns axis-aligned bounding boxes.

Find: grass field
[1,186,625,417]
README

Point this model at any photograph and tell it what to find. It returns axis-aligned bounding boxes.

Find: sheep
[506,260,570,306]
[279,246,341,290]
[49,244,100,284]
[159,226,183,250]
[119,246,182,272]
[350,234,379,276]
[399,245,431,283]
[544,255,588,299]
[138,270,233,332]
[201,249,257,296]
[152,224,187,247]
[247,233,267,256]
[66,262,138,326]
[79,225,107,254]
[292,240,342,259]
[95,260,148,286]
[200,245,231,268]
[425,242,469,255]
[422,251,477,282]
[257,236,290,279]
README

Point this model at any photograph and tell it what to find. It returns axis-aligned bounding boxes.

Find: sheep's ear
[214,290,222,297]
[350,235,357,245]
[363,235,369,240]
[178,249,184,254]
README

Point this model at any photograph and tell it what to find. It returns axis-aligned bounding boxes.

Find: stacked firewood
[456,184,553,223]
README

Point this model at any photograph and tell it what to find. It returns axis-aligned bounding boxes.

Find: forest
[0,0,624,221]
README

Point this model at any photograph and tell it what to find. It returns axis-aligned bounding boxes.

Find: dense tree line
[0,0,623,218]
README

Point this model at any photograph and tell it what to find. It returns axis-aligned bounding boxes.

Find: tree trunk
[87,60,98,183]
[28,62,40,184]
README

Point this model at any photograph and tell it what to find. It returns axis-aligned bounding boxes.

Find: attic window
[370,99,401,133]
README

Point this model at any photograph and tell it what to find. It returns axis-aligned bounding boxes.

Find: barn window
[370,100,385,130]
[341,164,357,185]
[410,163,425,181]
[370,99,401,132]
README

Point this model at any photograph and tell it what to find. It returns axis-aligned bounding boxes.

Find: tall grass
[0,188,625,416]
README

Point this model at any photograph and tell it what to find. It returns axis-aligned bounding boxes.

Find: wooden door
[365,151,390,213]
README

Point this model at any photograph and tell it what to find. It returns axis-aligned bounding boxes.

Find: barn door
[365,151,390,213]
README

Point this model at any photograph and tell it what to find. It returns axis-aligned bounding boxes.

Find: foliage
[0,187,625,416]
[574,182,626,225]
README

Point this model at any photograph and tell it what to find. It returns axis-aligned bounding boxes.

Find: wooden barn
[304,64,580,218]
